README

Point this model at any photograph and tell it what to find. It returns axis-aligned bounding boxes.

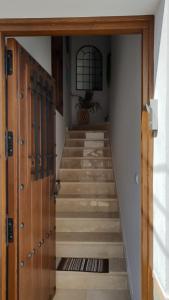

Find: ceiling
[0,0,161,18]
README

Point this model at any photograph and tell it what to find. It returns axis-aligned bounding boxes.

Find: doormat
[57,257,109,273]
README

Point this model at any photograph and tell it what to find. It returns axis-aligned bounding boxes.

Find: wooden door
[52,37,63,114]
[7,38,56,300]
[0,33,7,300]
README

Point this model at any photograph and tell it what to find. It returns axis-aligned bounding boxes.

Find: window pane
[76,46,102,91]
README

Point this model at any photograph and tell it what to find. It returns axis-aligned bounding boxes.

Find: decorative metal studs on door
[30,68,56,180]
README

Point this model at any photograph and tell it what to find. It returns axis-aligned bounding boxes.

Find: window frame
[76,45,103,91]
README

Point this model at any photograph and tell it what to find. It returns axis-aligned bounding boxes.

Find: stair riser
[54,289,131,300]
[59,169,114,182]
[61,159,112,169]
[56,219,121,233]
[63,148,111,157]
[56,199,119,213]
[56,243,124,259]
[59,183,115,195]
[56,272,128,290]
[65,140,110,148]
[67,132,109,139]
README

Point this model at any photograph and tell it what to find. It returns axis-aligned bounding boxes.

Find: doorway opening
[0,16,154,300]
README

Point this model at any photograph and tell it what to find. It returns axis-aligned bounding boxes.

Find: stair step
[61,158,112,169]
[65,139,110,148]
[56,212,120,233]
[56,257,128,290]
[67,131,109,139]
[56,232,124,258]
[59,169,114,182]
[72,123,110,131]
[59,182,115,195]
[54,289,131,300]
[63,147,111,157]
[56,196,119,213]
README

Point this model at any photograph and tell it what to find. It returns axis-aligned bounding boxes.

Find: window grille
[76,45,103,90]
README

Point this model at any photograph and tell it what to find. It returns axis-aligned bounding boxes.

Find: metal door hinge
[144,99,158,137]
[5,131,13,157]
[6,217,14,245]
[5,49,13,75]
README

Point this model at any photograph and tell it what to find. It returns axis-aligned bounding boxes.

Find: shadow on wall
[55,110,66,179]
[153,0,169,296]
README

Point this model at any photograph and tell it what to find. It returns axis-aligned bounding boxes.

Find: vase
[77,109,90,125]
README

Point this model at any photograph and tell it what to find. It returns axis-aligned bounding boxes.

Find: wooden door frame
[0,16,154,300]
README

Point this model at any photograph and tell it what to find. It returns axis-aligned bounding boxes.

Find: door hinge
[5,49,13,75]
[144,99,158,138]
[5,131,13,157]
[6,217,14,245]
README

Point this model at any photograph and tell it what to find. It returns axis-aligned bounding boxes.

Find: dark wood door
[7,38,56,300]
[0,33,7,300]
[52,37,63,114]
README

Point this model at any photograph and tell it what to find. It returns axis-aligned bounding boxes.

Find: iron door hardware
[5,131,13,157]
[6,217,14,244]
[6,49,13,75]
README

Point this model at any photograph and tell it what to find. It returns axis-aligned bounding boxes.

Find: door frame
[0,16,154,300]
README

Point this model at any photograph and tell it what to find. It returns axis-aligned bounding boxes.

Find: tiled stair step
[61,158,112,169]
[56,232,124,258]
[72,123,110,131]
[59,169,114,182]
[59,182,116,195]
[65,139,110,148]
[67,130,109,139]
[56,212,121,233]
[56,258,128,290]
[63,147,111,157]
[54,289,131,300]
[56,196,119,213]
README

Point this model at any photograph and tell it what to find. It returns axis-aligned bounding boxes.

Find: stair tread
[56,194,117,199]
[56,212,119,219]
[56,258,126,273]
[64,147,111,150]
[68,130,108,133]
[62,157,112,160]
[60,182,114,184]
[53,289,131,300]
[56,232,123,243]
[66,138,109,141]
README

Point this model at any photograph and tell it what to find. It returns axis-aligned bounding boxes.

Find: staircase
[54,129,131,300]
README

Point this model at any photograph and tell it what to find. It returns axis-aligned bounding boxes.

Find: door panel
[7,38,56,300]
[52,37,63,114]
[0,33,6,300]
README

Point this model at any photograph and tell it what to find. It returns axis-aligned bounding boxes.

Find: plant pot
[77,109,90,125]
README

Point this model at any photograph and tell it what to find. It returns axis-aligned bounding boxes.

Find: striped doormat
[57,257,109,273]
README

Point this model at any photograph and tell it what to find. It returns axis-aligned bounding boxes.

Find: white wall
[15,37,52,74]
[70,36,110,126]
[153,0,169,298]
[13,37,66,179]
[109,35,141,300]
[0,0,160,18]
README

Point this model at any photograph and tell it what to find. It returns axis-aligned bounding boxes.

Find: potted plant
[75,90,101,125]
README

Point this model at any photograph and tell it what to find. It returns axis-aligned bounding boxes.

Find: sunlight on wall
[153,0,169,297]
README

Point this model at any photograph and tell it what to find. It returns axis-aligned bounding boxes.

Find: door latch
[145,99,158,137]
[6,49,13,75]
[5,131,13,157]
[6,217,14,244]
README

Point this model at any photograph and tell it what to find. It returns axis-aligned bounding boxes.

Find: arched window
[76,45,103,91]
